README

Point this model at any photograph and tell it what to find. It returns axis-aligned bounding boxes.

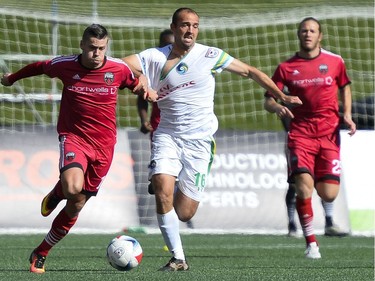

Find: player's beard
[300,40,319,53]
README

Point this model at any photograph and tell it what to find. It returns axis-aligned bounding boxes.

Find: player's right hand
[146,89,158,102]
[1,73,12,86]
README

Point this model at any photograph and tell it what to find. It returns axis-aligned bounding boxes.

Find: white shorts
[149,133,216,202]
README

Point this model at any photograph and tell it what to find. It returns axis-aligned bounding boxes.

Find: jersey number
[194,172,206,191]
[332,159,341,174]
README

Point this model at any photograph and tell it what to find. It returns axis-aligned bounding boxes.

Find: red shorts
[287,132,341,184]
[58,134,114,195]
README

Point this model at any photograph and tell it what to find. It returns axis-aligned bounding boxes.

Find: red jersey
[8,55,138,148]
[267,49,351,137]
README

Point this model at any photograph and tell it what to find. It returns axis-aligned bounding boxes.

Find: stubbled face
[171,11,199,51]
[298,20,322,53]
[80,36,108,69]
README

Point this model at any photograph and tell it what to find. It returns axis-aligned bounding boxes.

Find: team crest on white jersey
[176,62,188,75]
[319,64,328,74]
[104,72,114,85]
[205,48,219,58]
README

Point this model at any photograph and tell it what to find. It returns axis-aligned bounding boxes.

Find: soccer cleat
[41,190,62,217]
[29,251,46,274]
[305,242,321,259]
[158,257,189,271]
[324,225,349,237]
[287,221,298,237]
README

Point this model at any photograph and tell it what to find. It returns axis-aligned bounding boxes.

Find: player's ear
[318,32,323,42]
[79,40,84,50]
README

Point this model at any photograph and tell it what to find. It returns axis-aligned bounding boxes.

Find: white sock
[321,200,334,217]
[157,208,185,260]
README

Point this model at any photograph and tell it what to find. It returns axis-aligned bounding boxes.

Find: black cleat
[158,257,189,272]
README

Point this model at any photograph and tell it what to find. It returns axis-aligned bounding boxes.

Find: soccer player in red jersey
[264,17,356,259]
[1,24,154,273]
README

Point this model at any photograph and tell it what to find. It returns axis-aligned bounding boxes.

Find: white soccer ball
[106,235,143,271]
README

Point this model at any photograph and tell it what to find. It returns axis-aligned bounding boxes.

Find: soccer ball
[106,235,143,271]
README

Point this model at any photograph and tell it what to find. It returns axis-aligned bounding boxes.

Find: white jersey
[137,43,234,139]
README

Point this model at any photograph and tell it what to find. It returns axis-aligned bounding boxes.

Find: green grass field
[0,233,373,281]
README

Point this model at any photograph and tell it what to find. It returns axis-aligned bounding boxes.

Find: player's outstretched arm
[1,62,45,87]
[225,59,302,106]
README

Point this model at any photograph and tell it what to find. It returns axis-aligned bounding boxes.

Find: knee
[63,182,83,199]
[316,182,340,202]
[175,209,193,222]
[64,189,80,200]
[319,194,336,202]
[60,168,84,199]
[174,203,197,222]
[155,189,173,206]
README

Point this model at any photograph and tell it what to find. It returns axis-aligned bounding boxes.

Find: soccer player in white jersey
[123,7,302,271]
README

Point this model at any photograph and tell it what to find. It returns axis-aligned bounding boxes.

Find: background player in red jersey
[1,23,154,274]
[264,17,356,259]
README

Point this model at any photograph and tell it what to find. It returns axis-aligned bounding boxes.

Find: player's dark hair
[82,24,109,41]
[172,7,199,25]
[159,29,174,47]
[298,17,321,33]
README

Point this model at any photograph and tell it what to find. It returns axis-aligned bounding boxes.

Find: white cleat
[324,225,349,237]
[305,242,321,259]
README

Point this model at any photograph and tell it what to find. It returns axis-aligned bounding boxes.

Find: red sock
[35,209,78,256]
[296,197,317,245]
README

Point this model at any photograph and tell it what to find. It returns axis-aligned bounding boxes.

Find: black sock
[325,216,333,227]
